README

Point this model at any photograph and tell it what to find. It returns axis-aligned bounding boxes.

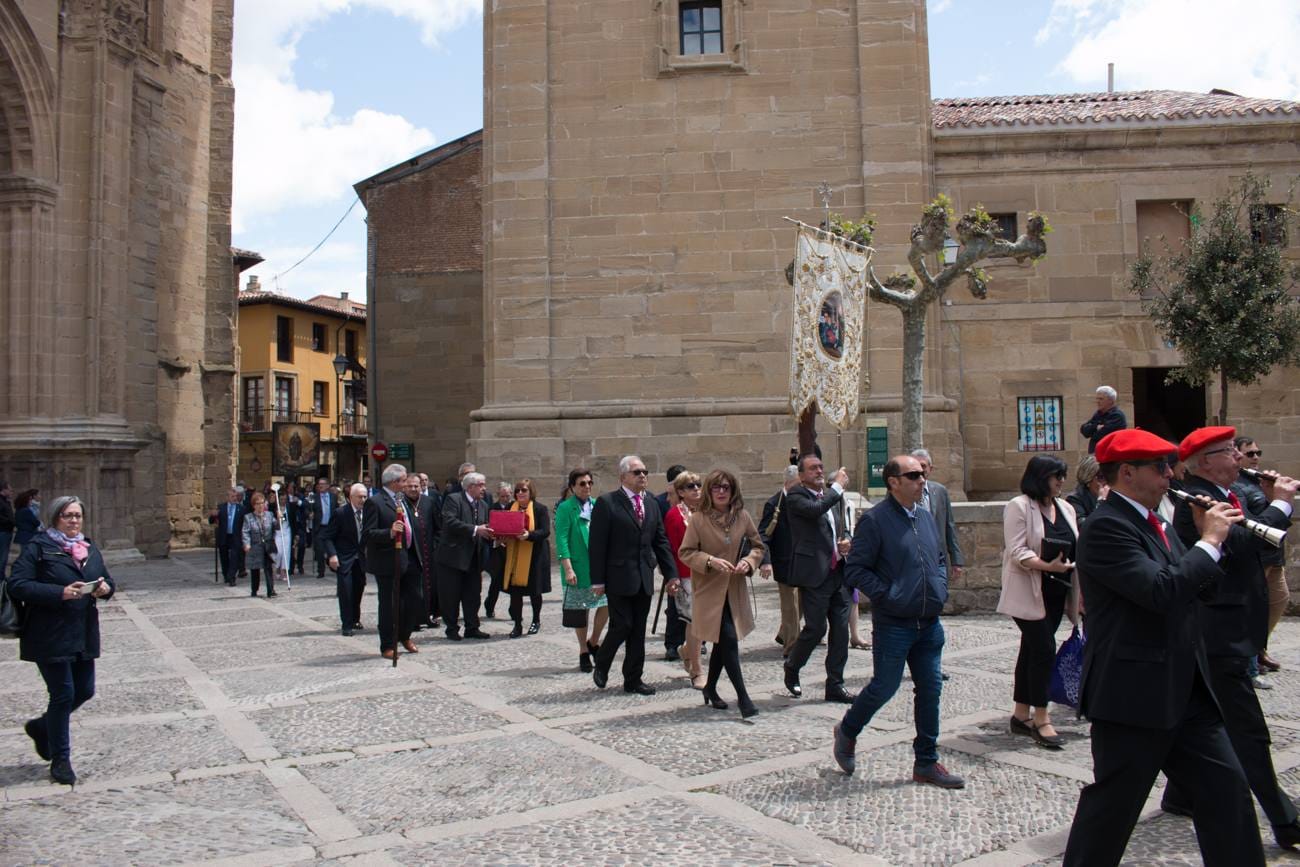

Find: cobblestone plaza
[5,552,1300,865]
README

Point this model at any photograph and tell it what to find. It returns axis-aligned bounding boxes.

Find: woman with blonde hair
[679,469,765,718]
[242,492,280,598]
[501,478,552,638]
[663,470,705,687]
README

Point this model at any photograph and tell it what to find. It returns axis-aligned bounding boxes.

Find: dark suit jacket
[588,489,677,596]
[759,490,795,583]
[322,503,366,575]
[1172,474,1290,659]
[783,485,849,589]
[362,489,410,578]
[212,502,247,549]
[923,480,963,568]
[1080,406,1127,453]
[309,490,337,534]
[401,493,435,575]
[434,491,489,573]
[286,496,307,535]
[1076,494,1223,730]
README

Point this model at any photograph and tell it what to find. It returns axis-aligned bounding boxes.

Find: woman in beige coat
[679,469,765,718]
[996,455,1080,749]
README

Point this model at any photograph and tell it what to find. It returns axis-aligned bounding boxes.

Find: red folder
[489,510,526,536]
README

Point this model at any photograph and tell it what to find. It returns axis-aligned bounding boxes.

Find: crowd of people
[4,381,1298,867]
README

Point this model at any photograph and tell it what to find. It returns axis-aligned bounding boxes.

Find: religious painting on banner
[789,223,871,430]
[273,422,321,477]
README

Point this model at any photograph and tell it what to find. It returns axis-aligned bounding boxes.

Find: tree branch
[866,265,918,309]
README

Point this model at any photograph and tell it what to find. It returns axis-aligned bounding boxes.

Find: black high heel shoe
[702,687,728,710]
[587,639,600,655]
[738,697,759,719]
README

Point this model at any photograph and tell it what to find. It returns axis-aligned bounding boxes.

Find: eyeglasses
[681,483,702,490]
[710,483,732,492]
[897,471,925,481]
[629,469,649,476]
[1128,459,1172,474]
[1244,449,1263,458]
[575,480,593,487]
[514,489,528,495]
[61,513,84,520]
[1201,447,1235,458]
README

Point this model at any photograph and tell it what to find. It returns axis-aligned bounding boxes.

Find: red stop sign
[371,442,388,462]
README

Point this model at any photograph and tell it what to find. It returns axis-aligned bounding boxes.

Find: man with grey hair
[447,462,476,495]
[1080,385,1127,453]
[435,471,494,640]
[911,449,964,581]
[760,464,803,654]
[323,483,368,635]
[362,464,422,658]
[590,455,680,694]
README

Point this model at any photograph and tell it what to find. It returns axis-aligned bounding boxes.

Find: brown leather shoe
[1259,651,1282,672]
[401,640,419,653]
[381,649,396,660]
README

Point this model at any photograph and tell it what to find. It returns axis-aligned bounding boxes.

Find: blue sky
[231,0,1300,302]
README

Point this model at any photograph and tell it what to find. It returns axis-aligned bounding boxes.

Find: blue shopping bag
[1049,624,1086,709]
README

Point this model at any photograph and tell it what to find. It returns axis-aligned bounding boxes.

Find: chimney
[1107,63,1114,93]
[340,291,348,301]
[246,274,260,292]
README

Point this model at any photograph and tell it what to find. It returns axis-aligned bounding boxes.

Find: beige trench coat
[996,494,1081,623]
[678,509,766,644]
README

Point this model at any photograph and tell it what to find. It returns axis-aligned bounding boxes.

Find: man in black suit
[323,483,367,636]
[782,455,854,703]
[589,455,680,695]
[434,471,494,640]
[1063,429,1262,867]
[309,477,336,578]
[1163,426,1300,850]
[286,483,307,575]
[417,472,443,628]
[211,488,246,586]
[400,473,437,633]
[759,465,802,654]
[362,464,422,659]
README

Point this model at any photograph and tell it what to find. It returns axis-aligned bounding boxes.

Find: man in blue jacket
[831,453,964,789]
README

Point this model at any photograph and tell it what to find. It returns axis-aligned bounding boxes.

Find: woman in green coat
[556,467,608,672]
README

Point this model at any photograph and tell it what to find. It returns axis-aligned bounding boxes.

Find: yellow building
[236,278,369,486]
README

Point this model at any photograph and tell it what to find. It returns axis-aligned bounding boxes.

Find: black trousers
[1011,575,1069,707]
[595,590,652,686]
[336,561,366,628]
[508,588,543,625]
[376,568,423,651]
[294,532,307,573]
[249,567,275,596]
[1164,655,1298,828]
[313,529,328,576]
[664,595,687,650]
[484,547,504,615]
[706,599,750,701]
[438,563,483,634]
[219,541,241,583]
[1063,674,1263,867]
[784,566,850,691]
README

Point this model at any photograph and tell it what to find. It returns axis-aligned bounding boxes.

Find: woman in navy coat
[8,495,115,786]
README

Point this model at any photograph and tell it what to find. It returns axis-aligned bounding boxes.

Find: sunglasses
[681,482,702,490]
[1128,459,1172,474]
[630,469,649,476]
[897,471,925,481]
[1244,450,1263,458]
[575,480,593,487]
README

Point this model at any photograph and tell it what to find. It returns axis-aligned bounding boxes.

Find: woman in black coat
[501,478,552,638]
[8,495,115,786]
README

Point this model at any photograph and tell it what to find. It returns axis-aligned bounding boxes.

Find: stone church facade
[362,0,1300,500]
[0,0,238,555]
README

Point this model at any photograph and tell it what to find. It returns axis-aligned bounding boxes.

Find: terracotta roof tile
[932,89,1300,130]
[238,290,367,321]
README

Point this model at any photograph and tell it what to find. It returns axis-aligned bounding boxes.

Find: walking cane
[392,504,404,668]
[213,538,220,584]
[651,576,667,635]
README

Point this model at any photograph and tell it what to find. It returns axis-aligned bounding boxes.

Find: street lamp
[333,321,350,479]
[942,236,960,266]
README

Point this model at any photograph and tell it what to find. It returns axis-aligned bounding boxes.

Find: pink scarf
[46,528,89,564]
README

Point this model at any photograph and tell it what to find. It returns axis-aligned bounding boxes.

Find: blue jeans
[35,659,96,761]
[840,618,945,765]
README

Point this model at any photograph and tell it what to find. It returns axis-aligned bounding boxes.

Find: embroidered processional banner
[789,223,871,430]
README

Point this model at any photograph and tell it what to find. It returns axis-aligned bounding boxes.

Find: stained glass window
[1018,396,1064,452]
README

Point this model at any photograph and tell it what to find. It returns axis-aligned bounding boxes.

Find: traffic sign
[371,442,388,462]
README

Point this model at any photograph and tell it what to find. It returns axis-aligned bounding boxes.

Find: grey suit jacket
[922,480,964,568]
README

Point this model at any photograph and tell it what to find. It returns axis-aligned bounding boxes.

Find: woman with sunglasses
[502,478,551,638]
[678,469,766,718]
[1065,455,1108,526]
[663,470,706,687]
[556,469,607,670]
[8,495,115,786]
[996,455,1080,749]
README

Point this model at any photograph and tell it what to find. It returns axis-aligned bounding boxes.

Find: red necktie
[1227,491,1243,512]
[633,493,644,524]
[1147,512,1170,551]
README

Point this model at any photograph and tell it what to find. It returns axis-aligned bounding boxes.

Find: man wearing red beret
[1162,427,1300,850]
[1063,429,1264,867]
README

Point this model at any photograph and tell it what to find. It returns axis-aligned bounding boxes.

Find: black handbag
[0,577,24,637]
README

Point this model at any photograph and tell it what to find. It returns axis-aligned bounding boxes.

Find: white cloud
[1039,0,1300,99]
[929,0,953,15]
[231,0,480,232]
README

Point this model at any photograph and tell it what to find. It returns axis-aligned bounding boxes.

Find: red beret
[1096,429,1178,463]
[1177,426,1236,463]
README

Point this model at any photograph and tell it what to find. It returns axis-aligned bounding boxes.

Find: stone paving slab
[210,656,409,706]
[94,650,181,684]
[715,741,1084,864]
[0,677,203,728]
[164,617,322,648]
[151,606,286,630]
[301,732,638,835]
[0,773,315,864]
[249,685,504,756]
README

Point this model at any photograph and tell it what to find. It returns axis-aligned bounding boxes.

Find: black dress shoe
[663,647,680,662]
[24,718,49,761]
[464,629,491,639]
[354,621,363,629]
[593,667,608,689]
[1273,819,1300,849]
[528,621,540,635]
[1030,723,1066,749]
[580,652,593,673]
[824,687,856,704]
[49,758,76,786]
[509,622,523,639]
[446,630,463,641]
[587,640,600,655]
[430,618,441,629]
[1009,716,1035,737]
[783,667,802,698]
[266,592,278,598]
[342,628,354,637]
[625,682,656,696]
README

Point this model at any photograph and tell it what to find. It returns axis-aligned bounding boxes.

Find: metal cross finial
[816,181,833,233]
